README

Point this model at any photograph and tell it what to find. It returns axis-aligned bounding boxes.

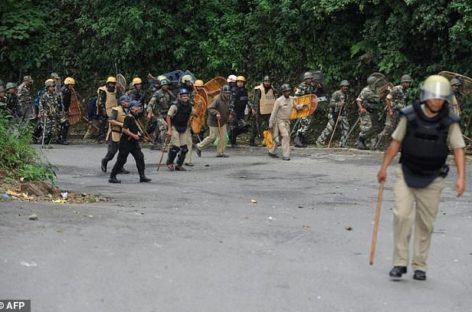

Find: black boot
[356,137,368,150]
[389,266,407,279]
[176,145,188,167]
[60,125,70,145]
[108,175,121,183]
[101,159,107,173]
[294,134,305,148]
[139,174,151,183]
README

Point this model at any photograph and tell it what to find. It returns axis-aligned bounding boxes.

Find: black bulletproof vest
[234,87,248,118]
[172,101,192,133]
[399,102,459,176]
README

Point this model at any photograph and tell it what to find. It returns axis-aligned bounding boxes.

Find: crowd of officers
[0,71,468,180]
[0,72,467,281]
[0,73,75,145]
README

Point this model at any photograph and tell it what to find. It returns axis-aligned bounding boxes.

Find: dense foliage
[1,0,471,86]
[0,113,56,183]
[1,0,472,137]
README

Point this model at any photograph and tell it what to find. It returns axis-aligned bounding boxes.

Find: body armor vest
[172,101,192,133]
[400,102,459,178]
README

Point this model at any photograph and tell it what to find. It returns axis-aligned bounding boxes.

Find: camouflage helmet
[181,74,193,83]
[420,75,452,104]
[312,70,323,81]
[221,84,232,93]
[263,75,270,82]
[160,79,170,86]
[400,74,412,83]
[157,75,167,82]
[339,80,350,87]
[0,85,5,93]
[50,73,60,81]
[450,78,462,86]
[6,82,17,90]
[367,75,377,86]
[280,84,291,92]
[303,71,314,80]
[23,75,33,82]
[44,79,55,87]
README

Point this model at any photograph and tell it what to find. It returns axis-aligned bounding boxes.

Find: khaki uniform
[197,95,230,156]
[391,110,465,271]
[269,95,296,158]
[167,104,192,147]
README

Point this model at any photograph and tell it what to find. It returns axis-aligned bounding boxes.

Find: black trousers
[103,140,119,162]
[111,141,145,176]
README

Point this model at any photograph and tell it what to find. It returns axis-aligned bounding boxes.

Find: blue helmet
[129,100,141,108]
[118,95,129,105]
[179,88,190,95]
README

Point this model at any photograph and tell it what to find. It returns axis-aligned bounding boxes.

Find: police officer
[250,76,276,146]
[147,78,175,150]
[268,84,303,160]
[39,79,62,144]
[356,75,382,149]
[165,88,195,171]
[5,82,19,118]
[196,85,232,157]
[377,75,466,281]
[229,75,249,147]
[109,101,151,183]
[17,75,34,120]
[101,95,130,173]
[0,85,7,115]
[376,74,412,149]
[293,72,318,147]
[97,76,118,142]
[316,80,351,148]
[58,77,77,145]
[127,77,146,109]
[450,78,463,116]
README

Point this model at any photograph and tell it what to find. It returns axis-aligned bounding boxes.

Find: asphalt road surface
[1,144,471,312]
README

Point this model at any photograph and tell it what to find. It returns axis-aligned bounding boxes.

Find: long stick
[328,104,344,148]
[345,116,360,144]
[136,119,152,143]
[369,181,385,266]
[157,137,170,172]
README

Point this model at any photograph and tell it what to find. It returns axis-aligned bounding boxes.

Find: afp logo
[0,300,30,312]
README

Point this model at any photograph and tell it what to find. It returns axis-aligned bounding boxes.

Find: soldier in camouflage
[147,78,175,150]
[5,82,19,118]
[39,79,63,144]
[316,80,351,148]
[356,75,382,150]
[294,72,317,147]
[0,86,7,115]
[450,78,463,116]
[375,74,411,149]
[17,75,35,120]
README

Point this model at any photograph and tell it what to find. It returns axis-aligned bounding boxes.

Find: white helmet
[420,75,452,104]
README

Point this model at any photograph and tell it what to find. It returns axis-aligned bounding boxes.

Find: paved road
[1,144,471,312]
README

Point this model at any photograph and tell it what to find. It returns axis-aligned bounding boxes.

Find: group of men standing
[0,73,77,145]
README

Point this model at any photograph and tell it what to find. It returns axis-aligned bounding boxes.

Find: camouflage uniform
[316,90,350,147]
[39,91,63,144]
[356,86,382,149]
[17,82,34,120]
[376,85,407,149]
[147,88,174,148]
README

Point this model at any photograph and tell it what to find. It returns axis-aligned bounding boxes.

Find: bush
[0,113,56,184]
